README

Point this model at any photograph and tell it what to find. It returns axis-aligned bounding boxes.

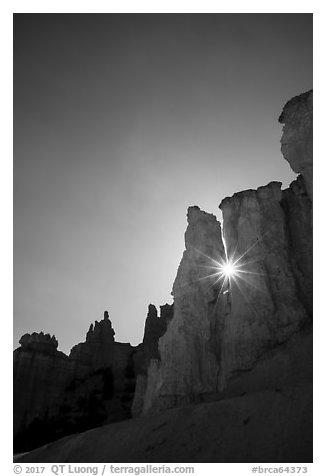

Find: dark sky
[14,13,312,353]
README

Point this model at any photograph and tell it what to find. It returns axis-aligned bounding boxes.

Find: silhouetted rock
[19,332,59,354]
[143,304,171,360]
[14,311,136,452]
[13,334,75,445]
[70,311,115,370]
[132,303,174,416]
[279,89,313,199]
[160,303,174,324]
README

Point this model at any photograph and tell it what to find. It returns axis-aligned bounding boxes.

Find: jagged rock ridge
[14,311,136,452]
[69,310,115,369]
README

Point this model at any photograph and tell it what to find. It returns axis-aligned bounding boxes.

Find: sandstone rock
[131,374,148,418]
[160,303,174,324]
[14,312,136,452]
[132,303,174,416]
[142,304,172,361]
[281,175,312,317]
[139,178,312,415]
[279,89,313,199]
[69,311,115,370]
[217,179,311,389]
[19,332,59,354]
[136,91,313,416]
[141,207,227,414]
[13,337,74,442]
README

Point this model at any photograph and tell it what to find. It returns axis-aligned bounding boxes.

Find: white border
[3,3,323,474]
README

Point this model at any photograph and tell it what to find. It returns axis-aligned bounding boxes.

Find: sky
[13,13,312,353]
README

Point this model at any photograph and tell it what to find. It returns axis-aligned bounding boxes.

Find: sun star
[221,261,237,278]
[192,238,267,295]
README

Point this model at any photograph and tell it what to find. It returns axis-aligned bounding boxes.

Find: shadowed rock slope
[17,383,312,463]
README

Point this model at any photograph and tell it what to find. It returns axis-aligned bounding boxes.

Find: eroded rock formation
[135,91,313,416]
[19,332,59,354]
[217,177,312,389]
[69,310,115,370]
[13,333,75,444]
[279,89,313,199]
[14,89,313,462]
[132,303,173,416]
[139,207,228,414]
[14,311,136,452]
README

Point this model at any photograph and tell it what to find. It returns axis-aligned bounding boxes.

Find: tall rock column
[141,206,227,414]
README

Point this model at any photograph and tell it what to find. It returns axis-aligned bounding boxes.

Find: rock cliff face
[135,91,313,416]
[279,89,313,199]
[217,178,311,389]
[13,312,136,452]
[281,175,313,316]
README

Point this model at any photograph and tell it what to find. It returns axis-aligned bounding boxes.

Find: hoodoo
[15,90,313,462]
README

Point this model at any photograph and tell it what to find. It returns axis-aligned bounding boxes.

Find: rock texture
[281,175,313,316]
[14,312,136,452]
[135,91,313,416]
[217,178,312,389]
[279,89,313,199]
[140,207,227,414]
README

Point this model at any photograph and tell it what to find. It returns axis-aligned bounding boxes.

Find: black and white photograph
[12,10,313,466]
